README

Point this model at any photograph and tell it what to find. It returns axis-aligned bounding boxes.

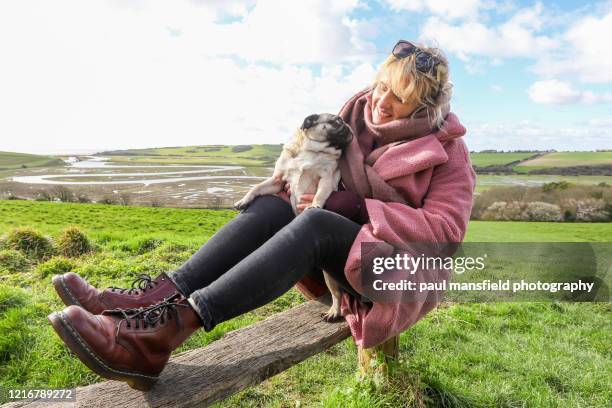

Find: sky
[0,0,611,154]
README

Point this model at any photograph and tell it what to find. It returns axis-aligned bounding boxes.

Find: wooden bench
[3,295,399,408]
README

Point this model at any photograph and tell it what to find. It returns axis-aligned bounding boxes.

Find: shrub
[3,227,55,261]
[76,194,92,203]
[0,249,29,272]
[34,189,53,201]
[37,256,76,278]
[56,226,93,257]
[6,194,24,200]
[481,201,562,221]
[472,183,612,221]
[524,202,563,221]
[117,193,132,206]
[481,201,525,221]
[99,196,116,205]
[231,145,252,153]
[52,185,74,202]
[542,181,571,192]
[575,199,610,221]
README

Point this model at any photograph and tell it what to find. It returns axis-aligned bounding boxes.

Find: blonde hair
[373,43,452,129]
[284,128,305,157]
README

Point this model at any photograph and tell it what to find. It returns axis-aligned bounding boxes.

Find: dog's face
[300,113,353,150]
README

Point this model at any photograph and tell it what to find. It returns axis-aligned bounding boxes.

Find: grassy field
[105,147,539,168]
[0,151,64,171]
[102,148,612,176]
[475,174,611,192]
[516,151,612,170]
[102,144,282,167]
[469,152,538,167]
[108,148,539,169]
[0,201,611,407]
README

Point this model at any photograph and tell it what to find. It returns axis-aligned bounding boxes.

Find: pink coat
[294,112,476,348]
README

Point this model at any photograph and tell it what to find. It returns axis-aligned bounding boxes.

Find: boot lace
[109,274,157,295]
[103,296,189,336]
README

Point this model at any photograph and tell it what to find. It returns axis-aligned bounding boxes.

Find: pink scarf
[337,87,451,204]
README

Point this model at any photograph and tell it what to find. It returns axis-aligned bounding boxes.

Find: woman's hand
[285,182,368,221]
[296,194,315,213]
[284,182,315,213]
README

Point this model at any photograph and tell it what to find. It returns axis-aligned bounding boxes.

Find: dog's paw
[233,198,251,210]
[304,204,322,211]
[321,307,344,323]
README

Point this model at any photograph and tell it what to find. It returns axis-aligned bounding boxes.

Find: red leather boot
[48,294,202,391]
[52,272,179,314]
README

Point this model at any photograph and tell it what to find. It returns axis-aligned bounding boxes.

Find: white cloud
[0,0,378,153]
[414,2,612,85]
[532,11,612,83]
[419,3,557,61]
[384,0,423,12]
[208,0,375,64]
[587,117,612,127]
[383,0,482,20]
[188,0,257,18]
[490,85,503,92]
[527,80,612,105]
[468,121,612,151]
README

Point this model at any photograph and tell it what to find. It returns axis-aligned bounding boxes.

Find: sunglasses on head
[392,40,439,74]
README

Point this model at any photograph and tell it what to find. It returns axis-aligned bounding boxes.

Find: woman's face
[371,80,420,125]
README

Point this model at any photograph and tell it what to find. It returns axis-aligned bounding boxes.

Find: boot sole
[47,311,158,391]
[52,275,83,308]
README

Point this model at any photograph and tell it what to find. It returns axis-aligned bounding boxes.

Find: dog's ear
[284,128,305,157]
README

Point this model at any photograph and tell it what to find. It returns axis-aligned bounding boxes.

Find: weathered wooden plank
[3,295,350,408]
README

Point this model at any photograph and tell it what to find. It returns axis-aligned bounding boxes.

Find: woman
[48,40,476,391]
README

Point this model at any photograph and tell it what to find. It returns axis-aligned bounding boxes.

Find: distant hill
[470,152,540,167]
[97,144,283,167]
[0,151,64,170]
[517,151,612,168]
[471,151,612,175]
[94,146,612,175]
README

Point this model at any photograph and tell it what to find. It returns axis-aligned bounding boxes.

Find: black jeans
[167,194,362,331]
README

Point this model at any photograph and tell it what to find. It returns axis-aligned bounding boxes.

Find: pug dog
[233,113,353,322]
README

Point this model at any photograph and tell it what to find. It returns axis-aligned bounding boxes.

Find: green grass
[466,221,611,242]
[0,200,234,241]
[0,200,610,407]
[475,174,612,192]
[108,155,275,166]
[0,151,64,171]
[517,151,612,168]
[103,144,283,167]
[469,152,538,167]
[110,149,543,169]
